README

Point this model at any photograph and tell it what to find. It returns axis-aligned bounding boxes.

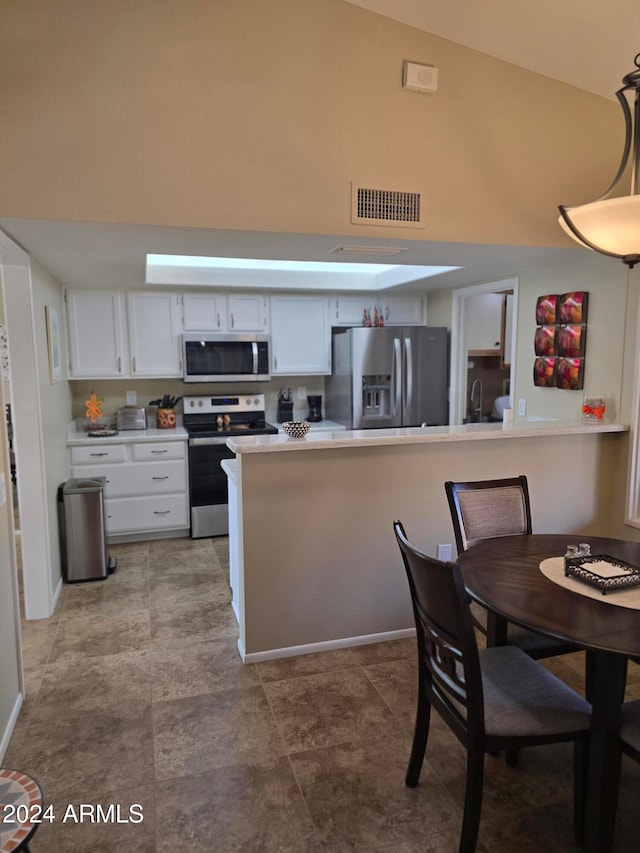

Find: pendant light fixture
[559,54,640,268]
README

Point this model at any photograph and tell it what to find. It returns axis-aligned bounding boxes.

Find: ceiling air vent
[351,184,423,228]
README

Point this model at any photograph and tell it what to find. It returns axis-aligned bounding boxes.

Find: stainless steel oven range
[184,394,278,538]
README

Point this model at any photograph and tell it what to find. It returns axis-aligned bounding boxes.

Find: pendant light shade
[559,55,640,269]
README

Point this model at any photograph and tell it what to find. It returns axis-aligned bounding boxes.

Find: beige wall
[513,254,632,422]
[68,377,325,424]
[0,0,620,248]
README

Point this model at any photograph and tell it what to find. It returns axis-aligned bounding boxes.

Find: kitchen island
[224,420,629,662]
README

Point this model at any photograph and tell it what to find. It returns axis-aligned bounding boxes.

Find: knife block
[277,401,294,423]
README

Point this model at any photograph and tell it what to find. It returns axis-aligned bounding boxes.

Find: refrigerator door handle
[404,336,413,414]
[392,337,402,416]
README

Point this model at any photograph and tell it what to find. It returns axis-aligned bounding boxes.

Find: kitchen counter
[67,424,188,445]
[226,418,631,663]
[269,418,347,433]
[227,419,627,454]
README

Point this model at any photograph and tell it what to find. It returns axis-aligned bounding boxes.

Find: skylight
[146,254,460,291]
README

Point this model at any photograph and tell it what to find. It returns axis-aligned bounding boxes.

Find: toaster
[116,406,147,431]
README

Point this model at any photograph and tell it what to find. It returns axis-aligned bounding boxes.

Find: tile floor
[6,535,640,851]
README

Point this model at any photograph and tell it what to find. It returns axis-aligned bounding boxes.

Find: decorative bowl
[282,421,310,439]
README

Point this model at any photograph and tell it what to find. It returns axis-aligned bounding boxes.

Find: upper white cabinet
[181,292,268,331]
[380,295,425,326]
[333,296,375,326]
[127,291,182,377]
[66,289,128,378]
[466,292,504,355]
[270,295,331,375]
[227,293,269,332]
[333,294,425,326]
[182,293,227,331]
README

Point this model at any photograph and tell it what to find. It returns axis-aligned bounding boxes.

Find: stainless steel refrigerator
[325,326,448,429]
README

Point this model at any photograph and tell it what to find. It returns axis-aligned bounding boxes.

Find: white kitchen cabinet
[270,295,331,375]
[466,292,504,355]
[333,295,375,326]
[380,294,425,326]
[227,293,269,331]
[65,289,129,378]
[182,293,227,331]
[127,291,183,377]
[332,293,425,327]
[70,438,189,540]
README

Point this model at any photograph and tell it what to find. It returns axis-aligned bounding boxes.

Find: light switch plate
[126,391,137,405]
[517,398,527,416]
[0,473,6,507]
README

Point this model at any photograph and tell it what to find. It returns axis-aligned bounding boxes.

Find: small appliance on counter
[307,395,322,422]
[277,388,294,423]
[116,406,147,431]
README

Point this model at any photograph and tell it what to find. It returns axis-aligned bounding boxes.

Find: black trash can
[58,478,116,582]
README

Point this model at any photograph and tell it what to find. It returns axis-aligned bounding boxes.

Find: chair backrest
[393,519,484,742]
[445,475,532,552]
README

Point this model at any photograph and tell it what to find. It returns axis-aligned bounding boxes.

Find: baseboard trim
[239,627,416,664]
[0,692,23,763]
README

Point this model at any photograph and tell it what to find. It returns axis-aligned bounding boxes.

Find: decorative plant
[149,394,183,409]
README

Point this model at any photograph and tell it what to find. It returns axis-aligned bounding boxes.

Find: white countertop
[226,419,628,454]
[67,424,188,445]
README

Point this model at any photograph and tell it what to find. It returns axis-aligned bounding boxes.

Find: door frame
[0,229,54,619]
[449,277,518,426]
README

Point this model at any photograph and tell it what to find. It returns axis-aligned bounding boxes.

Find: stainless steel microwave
[182,333,271,383]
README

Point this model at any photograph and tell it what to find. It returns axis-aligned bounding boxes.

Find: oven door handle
[252,341,258,375]
[189,436,231,446]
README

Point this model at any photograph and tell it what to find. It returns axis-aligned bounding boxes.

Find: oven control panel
[183,394,266,414]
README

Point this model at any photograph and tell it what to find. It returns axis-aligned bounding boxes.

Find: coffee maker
[307,395,322,422]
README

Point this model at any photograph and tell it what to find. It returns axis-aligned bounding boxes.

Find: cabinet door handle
[230,313,234,328]
[132,357,137,373]
[151,449,168,454]
[217,312,220,328]
[118,357,122,373]
[152,476,169,480]
[90,452,109,457]
[153,510,171,515]
[274,356,277,370]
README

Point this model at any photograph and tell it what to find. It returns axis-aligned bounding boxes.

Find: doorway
[449,278,518,426]
[0,230,54,620]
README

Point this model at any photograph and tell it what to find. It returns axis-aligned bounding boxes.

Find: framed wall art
[45,305,61,384]
[533,291,588,391]
[533,357,557,387]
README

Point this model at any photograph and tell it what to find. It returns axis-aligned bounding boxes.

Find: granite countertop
[226,419,628,454]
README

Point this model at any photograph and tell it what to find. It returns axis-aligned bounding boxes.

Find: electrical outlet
[436,544,452,562]
[297,386,307,400]
[517,398,527,417]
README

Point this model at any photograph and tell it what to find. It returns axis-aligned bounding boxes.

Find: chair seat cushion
[480,646,591,738]
[621,699,640,752]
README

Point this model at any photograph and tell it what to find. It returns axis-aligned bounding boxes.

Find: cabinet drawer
[132,441,186,461]
[105,494,189,533]
[73,460,187,498]
[70,444,127,464]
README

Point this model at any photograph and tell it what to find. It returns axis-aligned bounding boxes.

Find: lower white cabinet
[70,438,189,539]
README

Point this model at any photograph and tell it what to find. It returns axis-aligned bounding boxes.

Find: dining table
[457,533,640,853]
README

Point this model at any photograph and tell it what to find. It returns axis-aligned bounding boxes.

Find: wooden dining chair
[393,520,592,852]
[444,476,579,660]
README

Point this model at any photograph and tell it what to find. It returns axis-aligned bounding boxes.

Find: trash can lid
[62,477,106,494]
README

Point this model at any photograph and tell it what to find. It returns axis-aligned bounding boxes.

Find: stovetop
[183,394,277,437]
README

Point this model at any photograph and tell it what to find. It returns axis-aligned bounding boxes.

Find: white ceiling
[2,0,631,292]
